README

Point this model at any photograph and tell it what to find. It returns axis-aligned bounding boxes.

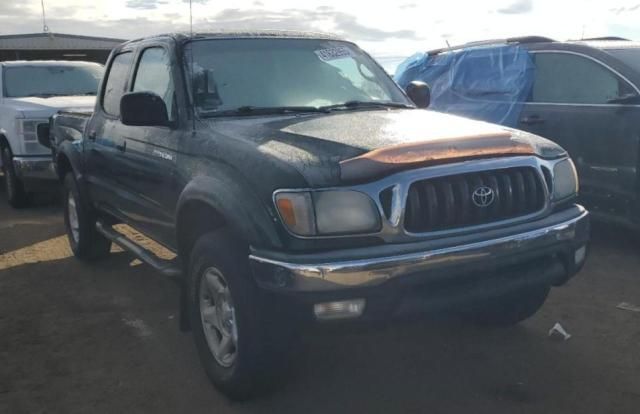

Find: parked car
[0,60,103,207]
[45,31,589,400]
[395,36,640,228]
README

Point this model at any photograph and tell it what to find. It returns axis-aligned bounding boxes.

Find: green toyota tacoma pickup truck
[43,31,590,399]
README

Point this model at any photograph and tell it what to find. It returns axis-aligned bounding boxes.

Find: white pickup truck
[0,60,103,207]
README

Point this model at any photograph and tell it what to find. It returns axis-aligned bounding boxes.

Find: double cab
[46,32,590,399]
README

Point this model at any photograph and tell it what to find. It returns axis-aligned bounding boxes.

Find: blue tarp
[394,45,535,127]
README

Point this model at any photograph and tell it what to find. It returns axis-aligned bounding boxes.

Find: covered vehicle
[395,37,640,228]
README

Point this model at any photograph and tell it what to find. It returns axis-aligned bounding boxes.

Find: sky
[1,0,639,71]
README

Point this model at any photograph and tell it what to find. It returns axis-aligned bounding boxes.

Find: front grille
[404,167,546,233]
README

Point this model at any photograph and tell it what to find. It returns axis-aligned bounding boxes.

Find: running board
[95,221,182,278]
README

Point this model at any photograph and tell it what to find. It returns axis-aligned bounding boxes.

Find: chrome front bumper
[250,207,590,292]
[13,156,57,181]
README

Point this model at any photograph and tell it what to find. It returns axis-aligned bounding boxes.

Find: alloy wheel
[67,191,80,243]
[199,267,238,367]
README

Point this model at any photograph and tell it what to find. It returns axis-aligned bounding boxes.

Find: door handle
[520,115,545,125]
[115,141,126,152]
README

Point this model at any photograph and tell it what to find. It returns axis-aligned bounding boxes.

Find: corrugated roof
[0,60,103,67]
[0,33,125,50]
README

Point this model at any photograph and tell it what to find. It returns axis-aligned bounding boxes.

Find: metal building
[0,32,125,63]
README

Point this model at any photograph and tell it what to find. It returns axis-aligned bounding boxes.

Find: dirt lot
[1,188,639,414]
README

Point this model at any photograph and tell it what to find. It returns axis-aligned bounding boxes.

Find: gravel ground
[1,188,639,414]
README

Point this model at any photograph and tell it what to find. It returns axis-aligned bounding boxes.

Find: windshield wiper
[202,105,328,117]
[200,102,414,117]
[24,93,66,98]
[319,100,414,112]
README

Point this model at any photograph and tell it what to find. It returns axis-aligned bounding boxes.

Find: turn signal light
[276,198,296,227]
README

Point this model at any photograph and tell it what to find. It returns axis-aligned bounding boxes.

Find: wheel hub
[199,267,238,368]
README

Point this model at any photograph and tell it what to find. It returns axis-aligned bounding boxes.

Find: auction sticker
[315,46,352,61]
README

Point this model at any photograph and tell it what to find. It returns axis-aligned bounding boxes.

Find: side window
[102,52,133,116]
[531,52,634,104]
[132,47,175,121]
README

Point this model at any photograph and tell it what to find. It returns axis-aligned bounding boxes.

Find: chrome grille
[404,167,546,233]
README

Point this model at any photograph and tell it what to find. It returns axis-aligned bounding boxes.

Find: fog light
[574,245,587,265]
[313,299,365,321]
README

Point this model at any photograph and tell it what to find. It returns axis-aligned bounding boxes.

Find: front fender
[177,174,284,250]
[54,139,85,181]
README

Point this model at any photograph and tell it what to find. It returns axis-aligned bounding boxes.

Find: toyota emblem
[472,186,495,208]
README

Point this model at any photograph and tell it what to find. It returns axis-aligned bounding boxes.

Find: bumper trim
[250,209,589,292]
[13,156,56,181]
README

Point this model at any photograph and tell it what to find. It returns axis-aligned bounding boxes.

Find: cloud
[126,0,168,10]
[497,0,533,14]
[0,3,32,17]
[203,7,419,42]
[399,3,417,9]
[610,4,640,15]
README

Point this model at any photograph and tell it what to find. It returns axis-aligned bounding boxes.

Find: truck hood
[6,95,96,117]
[211,109,566,187]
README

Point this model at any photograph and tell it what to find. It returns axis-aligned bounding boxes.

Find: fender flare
[176,174,284,250]
[0,132,9,150]
[0,133,12,169]
[54,140,85,181]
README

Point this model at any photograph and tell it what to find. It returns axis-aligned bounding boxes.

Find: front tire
[463,285,550,326]
[188,230,292,400]
[63,173,111,260]
[1,146,29,208]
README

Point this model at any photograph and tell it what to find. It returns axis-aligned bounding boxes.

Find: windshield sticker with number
[314,46,353,62]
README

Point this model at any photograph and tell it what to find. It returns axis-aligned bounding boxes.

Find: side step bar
[95,221,182,278]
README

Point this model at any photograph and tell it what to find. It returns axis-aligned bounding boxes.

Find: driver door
[116,45,181,245]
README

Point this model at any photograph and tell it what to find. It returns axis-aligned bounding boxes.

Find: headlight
[275,190,381,236]
[553,158,579,200]
[16,119,45,142]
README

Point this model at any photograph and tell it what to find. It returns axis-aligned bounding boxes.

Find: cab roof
[123,30,343,46]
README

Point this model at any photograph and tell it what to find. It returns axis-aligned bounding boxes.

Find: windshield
[185,38,411,115]
[607,48,640,72]
[3,64,104,98]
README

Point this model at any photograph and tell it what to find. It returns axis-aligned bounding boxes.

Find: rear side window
[102,52,133,116]
[132,47,175,121]
[531,52,635,104]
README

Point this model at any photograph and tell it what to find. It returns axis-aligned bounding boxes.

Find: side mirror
[37,122,51,149]
[120,92,169,127]
[406,81,431,108]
